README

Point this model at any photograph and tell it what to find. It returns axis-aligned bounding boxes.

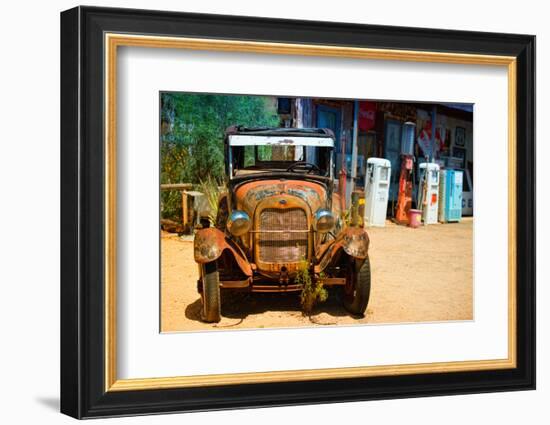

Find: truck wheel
[343,256,371,316]
[200,262,221,323]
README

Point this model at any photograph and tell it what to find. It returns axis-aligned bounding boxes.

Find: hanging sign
[359,101,376,131]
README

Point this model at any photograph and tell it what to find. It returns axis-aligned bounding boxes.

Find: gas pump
[438,169,447,223]
[394,122,416,224]
[418,162,440,224]
[364,158,391,227]
[444,169,463,222]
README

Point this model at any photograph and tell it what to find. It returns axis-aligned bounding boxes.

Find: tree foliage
[161,93,279,184]
[160,93,279,220]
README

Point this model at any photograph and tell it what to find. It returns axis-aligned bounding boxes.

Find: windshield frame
[228,143,334,180]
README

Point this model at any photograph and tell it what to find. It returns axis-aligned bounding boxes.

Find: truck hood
[234,179,327,215]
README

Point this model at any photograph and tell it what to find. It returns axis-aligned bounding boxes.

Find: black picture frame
[61,6,536,419]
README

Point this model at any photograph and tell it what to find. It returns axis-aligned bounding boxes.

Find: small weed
[297,260,328,315]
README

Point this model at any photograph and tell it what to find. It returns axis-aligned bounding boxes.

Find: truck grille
[258,208,308,263]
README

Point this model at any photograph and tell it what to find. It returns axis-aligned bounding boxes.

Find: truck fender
[193,227,252,276]
[338,226,370,259]
[317,226,370,272]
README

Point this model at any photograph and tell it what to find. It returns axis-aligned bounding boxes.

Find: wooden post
[349,100,359,206]
[430,105,437,162]
[181,191,188,228]
[351,191,360,227]
[160,183,193,191]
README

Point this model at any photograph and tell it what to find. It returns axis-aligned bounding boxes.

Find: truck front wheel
[342,256,371,316]
[200,262,221,323]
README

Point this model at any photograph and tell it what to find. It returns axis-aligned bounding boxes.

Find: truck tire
[200,262,221,323]
[343,256,371,316]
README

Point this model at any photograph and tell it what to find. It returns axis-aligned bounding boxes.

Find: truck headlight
[227,210,251,236]
[313,209,336,233]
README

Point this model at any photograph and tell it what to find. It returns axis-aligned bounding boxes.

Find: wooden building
[277,97,473,213]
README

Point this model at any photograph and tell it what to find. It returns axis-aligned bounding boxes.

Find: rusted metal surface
[331,193,342,216]
[235,179,326,215]
[231,179,333,276]
[193,227,252,276]
[194,176,370,287]
[251,284,303,293]
[258,207,308,263]
[193,228,223,262]
[219,279,250,289]
[339,226,370,258]
[192,132,373,296]
[319,277,346,285]
[249,275,345,293]
[316,226,370,272]
[252,194,312,275]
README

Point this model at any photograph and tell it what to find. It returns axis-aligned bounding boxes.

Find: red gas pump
[394,121,417,225]
[395,155,414,224]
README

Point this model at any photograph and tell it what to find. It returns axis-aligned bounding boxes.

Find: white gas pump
[418,162,440,224]
[363,158,391,227]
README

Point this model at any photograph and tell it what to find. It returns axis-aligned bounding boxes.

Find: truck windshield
[230,145,333,178]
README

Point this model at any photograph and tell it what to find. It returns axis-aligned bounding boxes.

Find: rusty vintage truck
[193,126,371,322]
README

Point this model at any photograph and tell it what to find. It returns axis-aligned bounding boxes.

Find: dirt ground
[161,218,473,332]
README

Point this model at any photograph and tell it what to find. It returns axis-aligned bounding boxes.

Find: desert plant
[198,176,224,226]
[342,194,364,227]
[297,259,328,315]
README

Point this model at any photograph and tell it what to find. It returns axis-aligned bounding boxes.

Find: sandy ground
[161,218,473,332]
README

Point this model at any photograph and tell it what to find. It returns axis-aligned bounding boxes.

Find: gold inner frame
[104,33,517,392]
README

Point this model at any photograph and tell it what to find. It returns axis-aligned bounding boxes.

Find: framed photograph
[61,6,535,419]
[452,146,467,169]
[455,125,467,147]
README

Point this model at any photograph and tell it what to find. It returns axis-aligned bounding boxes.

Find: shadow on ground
[184,288,359,326]
[35,396,59,411]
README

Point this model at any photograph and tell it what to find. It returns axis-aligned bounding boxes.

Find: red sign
[358,101,376,131]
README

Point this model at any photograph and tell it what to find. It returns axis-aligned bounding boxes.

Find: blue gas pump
[444,169,463,222]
